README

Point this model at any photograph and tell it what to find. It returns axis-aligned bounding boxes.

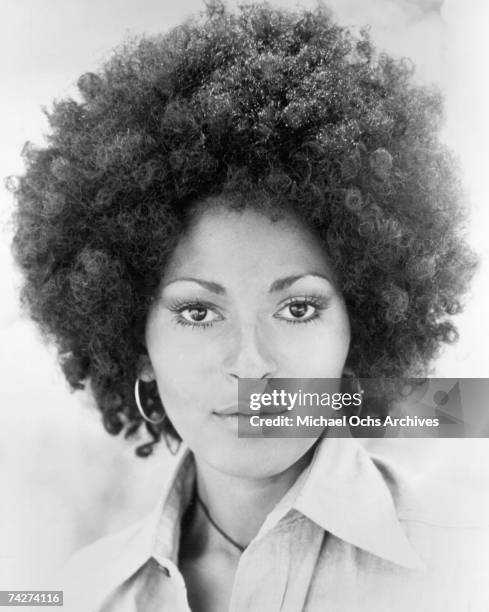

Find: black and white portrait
[1,1,488,610]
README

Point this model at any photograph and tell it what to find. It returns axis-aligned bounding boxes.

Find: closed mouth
[213,403,252,416]
[213,406,289,417]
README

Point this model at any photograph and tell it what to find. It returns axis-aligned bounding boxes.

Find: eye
[168,300,224,329]
[180,305,219,325]
[274,296,327,324]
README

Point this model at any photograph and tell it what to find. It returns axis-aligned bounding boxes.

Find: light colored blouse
[57,436,489,611]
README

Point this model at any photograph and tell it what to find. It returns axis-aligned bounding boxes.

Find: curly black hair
[10,1,477,456]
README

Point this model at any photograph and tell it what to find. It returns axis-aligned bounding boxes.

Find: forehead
[163,203,335,285]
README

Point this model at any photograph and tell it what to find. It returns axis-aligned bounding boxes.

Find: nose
[222,321,277,380]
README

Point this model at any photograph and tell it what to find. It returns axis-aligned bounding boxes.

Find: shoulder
[56,449,188,599]
[370,447,489,572]
[365,445,489,608]
[53,514,153,612]
[62,517,146,575]
[370,449,489,528]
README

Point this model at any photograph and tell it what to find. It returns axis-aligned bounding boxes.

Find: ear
[137,354,155,382]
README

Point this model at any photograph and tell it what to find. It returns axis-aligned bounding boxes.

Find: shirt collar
[293,434,425,570]
[60,450,194,609]
[134,435,425,575]
[139,448,195,568]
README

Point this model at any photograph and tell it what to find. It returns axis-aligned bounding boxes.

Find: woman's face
[145,201,351,478]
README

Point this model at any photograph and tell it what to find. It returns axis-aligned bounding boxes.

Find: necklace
[195,495,246,553]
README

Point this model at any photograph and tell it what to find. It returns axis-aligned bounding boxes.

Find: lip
[213,403,251,416]
[213,404,289,417]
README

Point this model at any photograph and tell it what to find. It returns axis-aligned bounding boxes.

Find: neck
[188,448,314,555]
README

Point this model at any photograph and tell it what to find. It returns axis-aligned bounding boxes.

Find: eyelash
[275,295,330,325]
[167,294,330,330]
[167,299,219,330]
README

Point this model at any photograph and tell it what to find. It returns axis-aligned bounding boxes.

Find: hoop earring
[134,378,167,425]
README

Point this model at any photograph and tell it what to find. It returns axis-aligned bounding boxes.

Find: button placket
[228,524,294,612]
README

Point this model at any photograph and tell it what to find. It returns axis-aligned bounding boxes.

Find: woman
[11,2,486,610]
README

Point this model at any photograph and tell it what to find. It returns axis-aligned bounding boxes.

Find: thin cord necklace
[195,495,246,553]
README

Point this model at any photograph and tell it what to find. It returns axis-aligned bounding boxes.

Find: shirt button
[155,562,171,577]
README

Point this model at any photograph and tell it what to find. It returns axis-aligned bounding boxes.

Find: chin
[194,435,315,480]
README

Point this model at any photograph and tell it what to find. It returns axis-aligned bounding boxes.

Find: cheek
[147,310,207,374]
[145,323,221,416]
[275,308,351,377]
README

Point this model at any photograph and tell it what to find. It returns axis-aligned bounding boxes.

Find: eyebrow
[163,273,332,294]
[269,273,332,292]
[163,277,226,294]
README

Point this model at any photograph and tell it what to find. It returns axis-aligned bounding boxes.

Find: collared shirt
[57,437,489,611]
